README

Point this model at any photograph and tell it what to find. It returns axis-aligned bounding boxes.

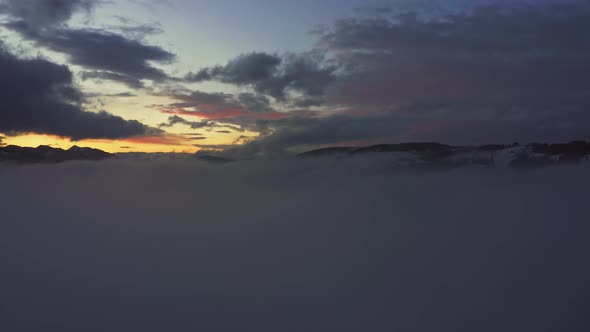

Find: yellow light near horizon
[2,134,200,154]
[2,130,259,154]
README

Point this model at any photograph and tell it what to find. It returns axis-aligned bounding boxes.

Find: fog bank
[1,159,589,331]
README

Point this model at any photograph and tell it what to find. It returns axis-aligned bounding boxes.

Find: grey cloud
[216,113,410,159]
[319,3,590,108]
[81,70,144,89]
[157,90,238,113]
[110,16,164,39]
[108,92,137,98]
[234,2,590,151]
[130,0,176,10]
[186,52,337,101]
[237,93,273,113]
[158,115,243,132]
[9,25,176,82]
[114,22,163,39]
[193,143,236,150]
[186,52,280,83]
[158,115,186,127]
[84,91,138,99]
[2,0,176,87]
[156,90,279,130]
[185,68,212,81]
[215,101,590,159]
[0,0,97,31]
[0,44,154,140]
[181,2,590,156]
[254,52,336,101]
[183,90,233,105]
[158,115,208,129]
[290,96,326,108]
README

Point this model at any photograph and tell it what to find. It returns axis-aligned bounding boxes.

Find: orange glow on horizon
[1,129,259,154]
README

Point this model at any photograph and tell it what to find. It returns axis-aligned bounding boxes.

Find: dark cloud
[110,15,164,39]
[108,92,137,98]
[319,3,590,109]
[289,96,326,108]
[158,115,242,132]
[212,2,590,155]
[115,23,163,39]
[192,143,236,150]
[214,103,590,159]
[237,93,273,113]
[84,91,138,99]
[2,0,175,87]
[186,52,337,101]
[4,0,588,153]
[214,112,411,158]
[186,52,280,83]
[0,44,154,140]
[0,0,97,30]
[255,52,337,101]
[158,115,211,130]
[9,25,175,83]
[130,0,176,10]
[154,90,283,130]
[179,90,234,106]
[81,70,145,89]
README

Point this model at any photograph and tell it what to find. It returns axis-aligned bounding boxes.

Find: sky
[0,0,589,155]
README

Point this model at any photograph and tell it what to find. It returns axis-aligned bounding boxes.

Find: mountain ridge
[0,145,113,164]
[299,141,590,170]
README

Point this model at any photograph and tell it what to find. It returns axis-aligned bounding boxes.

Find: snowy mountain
[300,142,590,170]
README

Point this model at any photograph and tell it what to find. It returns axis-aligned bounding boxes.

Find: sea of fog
[1,157,589,331]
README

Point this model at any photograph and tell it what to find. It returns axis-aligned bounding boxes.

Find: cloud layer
[0,159,589,331]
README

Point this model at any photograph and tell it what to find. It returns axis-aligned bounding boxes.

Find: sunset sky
[2,2,590,330]
[1,0,588,155]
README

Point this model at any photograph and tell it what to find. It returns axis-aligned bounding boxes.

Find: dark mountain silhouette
[355,142,454,155]
[300,141,590,170]
[2,141,589,168]
[300,142,454,157]
[194,154,236,164]
[0,145,112,164]
[297,147,358,157]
